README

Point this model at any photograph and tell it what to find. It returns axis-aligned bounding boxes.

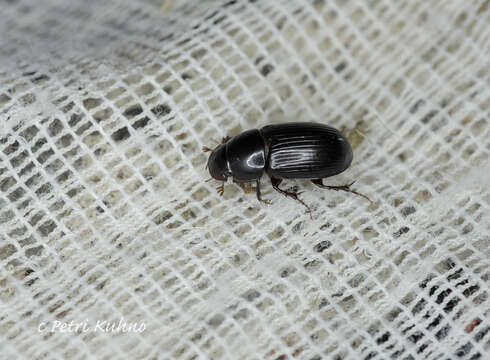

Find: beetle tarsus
[312,179,371,202]
[271,177,312,218]
[202,146,213,152]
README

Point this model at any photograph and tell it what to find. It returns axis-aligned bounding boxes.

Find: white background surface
[0,0,489,359]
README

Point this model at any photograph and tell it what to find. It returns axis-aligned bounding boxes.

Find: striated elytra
[203,122,370,216]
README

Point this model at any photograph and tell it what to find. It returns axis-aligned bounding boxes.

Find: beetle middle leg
[311,179,371,202]
[255,179,271,205]
[270,177,311,216]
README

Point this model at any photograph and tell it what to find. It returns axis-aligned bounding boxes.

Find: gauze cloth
[0,0,489,359]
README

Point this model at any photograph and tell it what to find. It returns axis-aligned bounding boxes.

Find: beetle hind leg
[270,177,311,217]
[312,179,371,202]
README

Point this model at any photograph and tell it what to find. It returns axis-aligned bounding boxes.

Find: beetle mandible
[203,122,370,215]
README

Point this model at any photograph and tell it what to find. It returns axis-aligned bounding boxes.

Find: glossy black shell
[226,129,265,181]
[260,122,353,179]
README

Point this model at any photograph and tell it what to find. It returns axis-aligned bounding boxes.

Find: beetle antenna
[203,136,225,153]
[205,177,213,182]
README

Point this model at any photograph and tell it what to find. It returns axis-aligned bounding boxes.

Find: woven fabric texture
[1,0,489,359]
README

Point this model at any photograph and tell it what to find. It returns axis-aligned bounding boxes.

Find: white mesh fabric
[1,0,489,359]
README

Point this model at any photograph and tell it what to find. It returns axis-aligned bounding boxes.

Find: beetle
[203,122,370,215]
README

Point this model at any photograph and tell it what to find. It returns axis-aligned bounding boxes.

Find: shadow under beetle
[203,122,370,216]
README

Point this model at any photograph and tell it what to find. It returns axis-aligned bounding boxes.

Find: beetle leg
[221,135,231,144]
[256,179,271,205]
[270,177,311,217]
[216,182,225,196]
[312,179,372,202]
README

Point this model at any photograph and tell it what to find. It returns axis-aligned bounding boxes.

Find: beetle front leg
[270,177,311,217]
[311,179,371,202]
[216,182,225,196]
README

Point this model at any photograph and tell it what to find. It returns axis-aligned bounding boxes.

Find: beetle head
[207,144,231,181]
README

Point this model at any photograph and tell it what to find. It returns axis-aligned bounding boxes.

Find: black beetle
[203,122,370,215]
